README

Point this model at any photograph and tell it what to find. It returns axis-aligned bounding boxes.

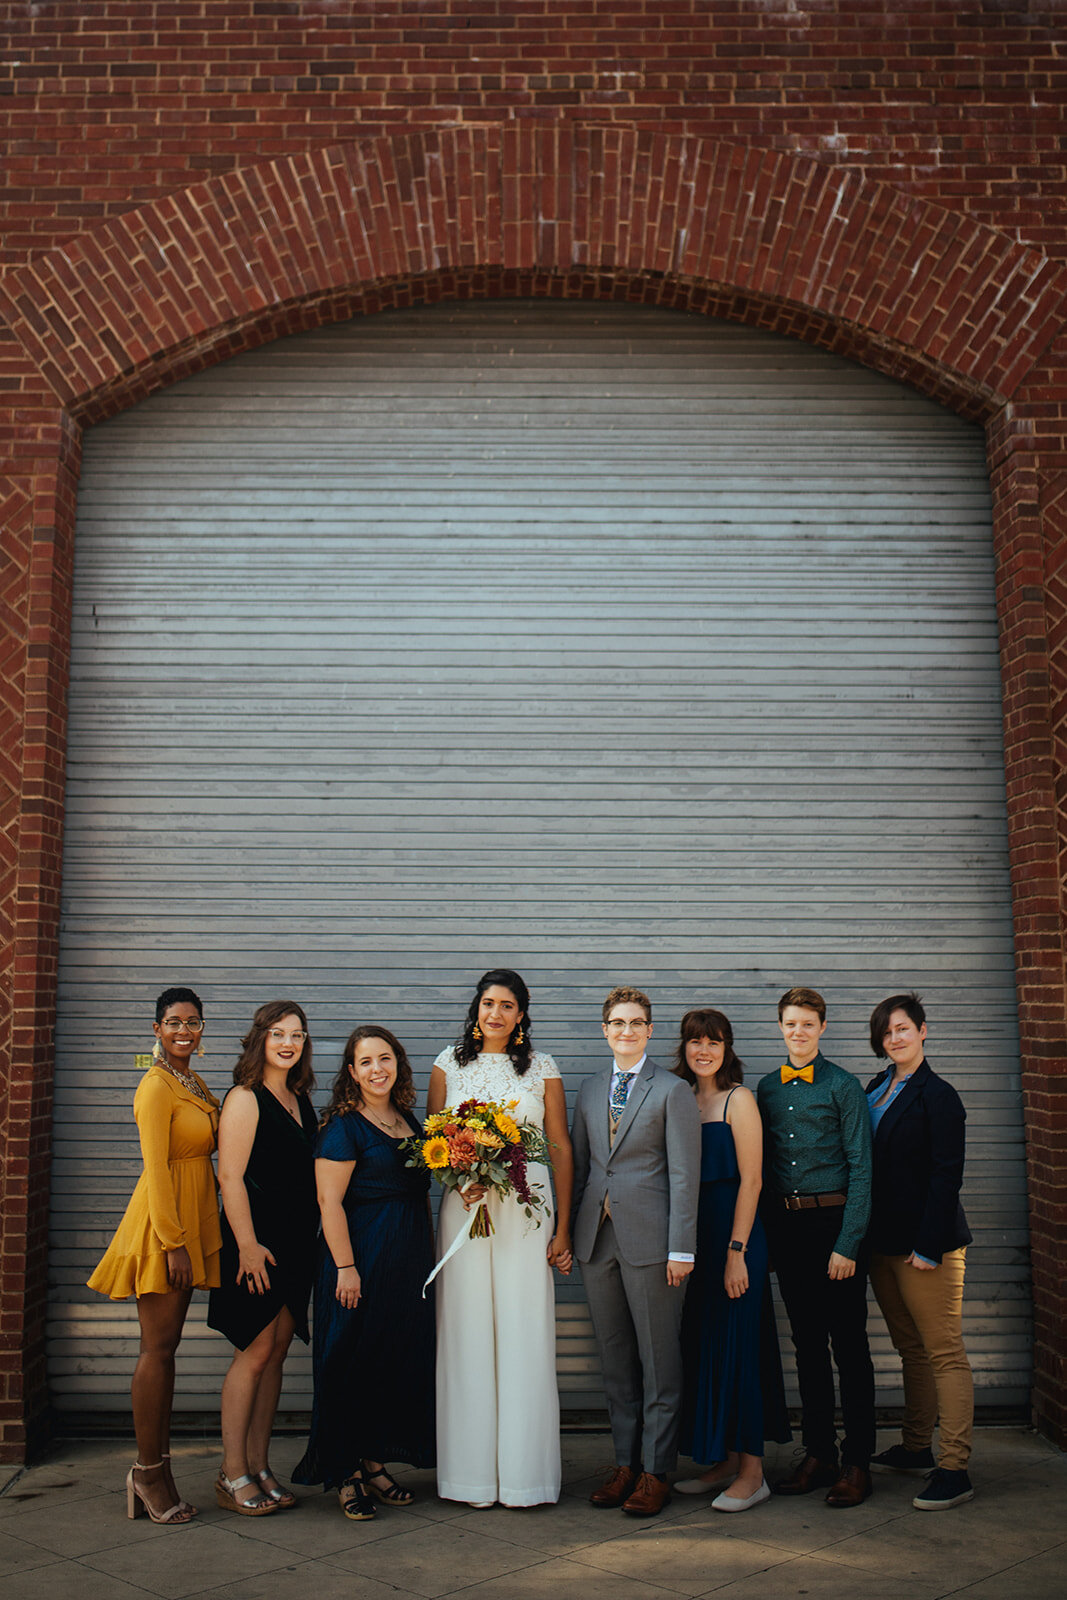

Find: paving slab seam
[929,1537,1067,1600]
[315,1544,566,1599]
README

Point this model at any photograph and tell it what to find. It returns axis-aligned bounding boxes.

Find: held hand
[906,1251,938,1271]
[460,1181,488,1211]
[237,1242,275,1295]
[166,1246,193,1291]
[667,1260,694,1288]
[724,1252,749,1299]
[828,1251,856,1281]
[335,1264,362,1309]
[547,1232,573,1275]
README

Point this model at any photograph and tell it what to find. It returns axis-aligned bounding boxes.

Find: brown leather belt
[781,1191,846,1211]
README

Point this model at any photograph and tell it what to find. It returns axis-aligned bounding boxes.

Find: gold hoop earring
[472,1022,483,1042]
[515,1025,524,1045]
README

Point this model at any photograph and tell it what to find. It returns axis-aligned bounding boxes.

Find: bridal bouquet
[402,1098,550,1239]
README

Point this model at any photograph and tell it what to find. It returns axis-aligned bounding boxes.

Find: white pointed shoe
[711,1480,771,1513]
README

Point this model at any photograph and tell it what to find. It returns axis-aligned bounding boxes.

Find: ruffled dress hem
[87,1242,220,1300]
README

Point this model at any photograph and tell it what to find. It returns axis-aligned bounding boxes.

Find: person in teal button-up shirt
[757,987,876,1510]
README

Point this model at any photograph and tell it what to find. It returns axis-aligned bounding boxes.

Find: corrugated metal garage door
[50,299,1029,1421]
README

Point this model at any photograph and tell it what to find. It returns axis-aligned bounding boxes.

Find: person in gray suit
[572,985,702,1517]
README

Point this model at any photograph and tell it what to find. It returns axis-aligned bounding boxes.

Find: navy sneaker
[913,1468,974,1510]
[871,1443,936,1472]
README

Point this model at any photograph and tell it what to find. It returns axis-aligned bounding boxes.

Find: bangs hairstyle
[322,1025,416,1124]
[869,992,926,1058]
[155,985,203,1022]
[454,967,533,1076]
[233,999,314,1093]
[673,1008,744,1091]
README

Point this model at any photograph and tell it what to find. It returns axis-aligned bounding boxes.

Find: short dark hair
[778,985,826,1022]
[869,992,926,1058]
[672,1008,744,1091]
[233,999,314,1093]
[155,986,203,1022]
[322,1024,416,1123]
[602,985,652,1024]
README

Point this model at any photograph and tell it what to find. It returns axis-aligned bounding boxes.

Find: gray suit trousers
[581,1216,686,1475]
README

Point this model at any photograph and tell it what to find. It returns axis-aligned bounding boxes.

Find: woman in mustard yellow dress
[88,986,221,1525]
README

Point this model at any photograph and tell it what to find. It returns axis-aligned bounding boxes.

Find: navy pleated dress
[292,1108,436,1488]
[679,1102,792,1462]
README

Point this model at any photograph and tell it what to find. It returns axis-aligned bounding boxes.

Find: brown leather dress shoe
[773,1454,839,1495]
[825,1465,873,1507]
[622,1472,672,1517]
[590,1466,637,1508]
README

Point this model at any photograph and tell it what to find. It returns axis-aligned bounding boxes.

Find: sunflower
[423,1136,450,1169]
[495,1112,521,1144]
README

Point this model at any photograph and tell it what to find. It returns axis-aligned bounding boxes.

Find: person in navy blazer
[865,993,975,1512]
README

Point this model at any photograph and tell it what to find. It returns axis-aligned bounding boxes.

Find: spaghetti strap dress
[88,1063,222,1299]
[292,1107,436,1489]
[207,1085,319,1349]
[680,1092,791,1461]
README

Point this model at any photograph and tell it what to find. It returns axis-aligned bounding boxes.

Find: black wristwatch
[729,1240,745,1253]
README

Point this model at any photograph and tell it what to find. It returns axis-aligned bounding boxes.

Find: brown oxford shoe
[773,1454,839,1495]
[825,1464,873,1508]
[622,1472,672,1517]
[589,1466,637,1508]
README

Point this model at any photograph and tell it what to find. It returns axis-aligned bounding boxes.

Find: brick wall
[2,2,1066,1458]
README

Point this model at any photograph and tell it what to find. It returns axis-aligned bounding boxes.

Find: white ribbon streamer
[422,1201,488,1297]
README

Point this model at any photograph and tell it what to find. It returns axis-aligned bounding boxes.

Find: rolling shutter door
[50,300,1028,1419]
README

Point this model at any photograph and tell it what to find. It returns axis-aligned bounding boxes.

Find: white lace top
[433,1047,561,1133]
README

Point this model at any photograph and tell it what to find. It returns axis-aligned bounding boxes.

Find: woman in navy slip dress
[675,1008,790,1512]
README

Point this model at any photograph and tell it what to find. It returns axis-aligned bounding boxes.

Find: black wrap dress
[207,1085,318,1349]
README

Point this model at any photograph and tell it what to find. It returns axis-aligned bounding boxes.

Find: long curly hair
[232,999,315,1094]
[321,1024,416,1125]
[453,967,533,1076]
[672,1007,744,1093]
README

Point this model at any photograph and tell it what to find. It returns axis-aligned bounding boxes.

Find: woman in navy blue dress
[292,1026,435,1520]
[675,1008,790,1512]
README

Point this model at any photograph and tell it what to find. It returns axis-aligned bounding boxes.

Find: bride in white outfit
[429,968,574,1507]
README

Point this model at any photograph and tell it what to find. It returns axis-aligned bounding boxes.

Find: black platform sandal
[339,1469,377,1520]
[361,1460,415,1506]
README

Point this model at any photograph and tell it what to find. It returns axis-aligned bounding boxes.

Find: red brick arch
[3,122,1067,1460]
[3,125,1066,420]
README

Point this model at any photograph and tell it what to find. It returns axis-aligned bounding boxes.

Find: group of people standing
[88,970,975,1527]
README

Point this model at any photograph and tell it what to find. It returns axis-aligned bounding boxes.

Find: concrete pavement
[0,1427,1063,1599]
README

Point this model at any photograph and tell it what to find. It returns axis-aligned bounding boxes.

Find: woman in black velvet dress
[207,1000,318,1514]
[293,1025,435,1520]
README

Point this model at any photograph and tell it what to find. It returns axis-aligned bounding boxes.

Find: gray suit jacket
[571,1056,701,1268]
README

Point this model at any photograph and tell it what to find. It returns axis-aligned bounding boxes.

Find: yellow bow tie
[781,1062,815,1084]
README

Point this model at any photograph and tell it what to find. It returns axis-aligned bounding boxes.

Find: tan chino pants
[870,1246,973,1471]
